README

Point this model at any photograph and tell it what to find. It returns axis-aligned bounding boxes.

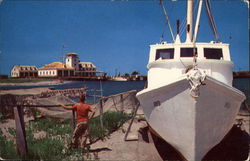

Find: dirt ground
[87,110,250,161]
[0,107,249,161]
[0,87,52,95]
[0,80,62,87]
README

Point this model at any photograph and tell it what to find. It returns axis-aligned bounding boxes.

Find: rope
[204,0,220,42]
[160,0,175,42]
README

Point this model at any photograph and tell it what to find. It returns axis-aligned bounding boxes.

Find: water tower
[65,52,79,71]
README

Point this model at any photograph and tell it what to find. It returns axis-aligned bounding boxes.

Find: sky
[0,0,249,76]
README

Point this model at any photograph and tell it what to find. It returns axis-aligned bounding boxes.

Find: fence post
[100,98,104,129]
[14,106,28,157]
[121,94,124,113]
[93,89,96,104]
[72,110,76,129]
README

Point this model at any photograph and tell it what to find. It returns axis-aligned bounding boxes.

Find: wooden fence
[0,88,139,157]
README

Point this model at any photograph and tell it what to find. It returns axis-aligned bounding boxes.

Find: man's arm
[89,106,96,119]
[60,104,75,110]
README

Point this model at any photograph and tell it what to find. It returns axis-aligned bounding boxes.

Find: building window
[155,49,174,60]
[181,48,197,57]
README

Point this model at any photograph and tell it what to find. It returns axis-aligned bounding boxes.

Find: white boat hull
[136,76,245,161]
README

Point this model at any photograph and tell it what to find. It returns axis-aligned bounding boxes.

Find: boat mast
[186,0,193,43]
[193,0,203,42]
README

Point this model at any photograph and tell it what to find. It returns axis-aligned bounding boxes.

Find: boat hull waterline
[136,76,245,161]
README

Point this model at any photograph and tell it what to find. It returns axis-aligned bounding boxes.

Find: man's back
[73,103,91,123]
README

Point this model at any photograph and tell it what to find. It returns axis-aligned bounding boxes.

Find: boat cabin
[147,41,233,88]
[148,41,231,64]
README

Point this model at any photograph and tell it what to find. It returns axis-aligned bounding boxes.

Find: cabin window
[204,48,223,60]
[180,48,197,57]
[155,48,174,60]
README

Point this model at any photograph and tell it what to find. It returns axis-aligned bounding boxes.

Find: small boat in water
[136,0,246,160]
[111,76,128,81]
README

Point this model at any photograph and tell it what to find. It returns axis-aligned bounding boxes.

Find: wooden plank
[112,97,119,111]
[99,99,104,129]
[14,106,28,157]
[124,103,140,141]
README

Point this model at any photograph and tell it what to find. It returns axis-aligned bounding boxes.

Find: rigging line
[160,0,175,42]
[204,0,220,42]
[179,18,187,37]
[179,58,187,68]
[168,1,174,21]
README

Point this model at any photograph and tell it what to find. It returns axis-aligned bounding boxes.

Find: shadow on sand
[88,147,112,153]
[144,124,249,161]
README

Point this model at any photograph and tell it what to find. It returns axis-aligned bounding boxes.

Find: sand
[0,80,61,87]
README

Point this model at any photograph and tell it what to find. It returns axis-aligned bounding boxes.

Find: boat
[111,76,128,81]
[136,0,246,160]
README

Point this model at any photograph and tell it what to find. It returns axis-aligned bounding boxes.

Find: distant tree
[131,71,139,76]
[124,73,130,77]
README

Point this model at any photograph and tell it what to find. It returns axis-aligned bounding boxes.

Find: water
[233,78,250,104]
[0,80,146,104]
[1,78,249,104]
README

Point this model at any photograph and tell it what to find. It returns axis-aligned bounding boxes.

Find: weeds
[88,111,132,140]
[29,118,72,136]
[0,111,131,160]
[0,131,19,159]
[0,113,7,123]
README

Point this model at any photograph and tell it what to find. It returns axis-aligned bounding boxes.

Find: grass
[0,113,7,123]
[0,131,19,159]
[0,111,132,160]
[29,118,72,136]
[88,111,132,140]
[0,78,51,83]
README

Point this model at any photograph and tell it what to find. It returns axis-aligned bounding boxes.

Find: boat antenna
[160,0,175,42]
[60,44,67,65]
[204,0,220,42]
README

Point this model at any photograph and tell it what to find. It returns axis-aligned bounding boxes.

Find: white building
[11,65,38,78]
[11,52,102,79]
[75,62,100,77]
[38,62,74,78]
